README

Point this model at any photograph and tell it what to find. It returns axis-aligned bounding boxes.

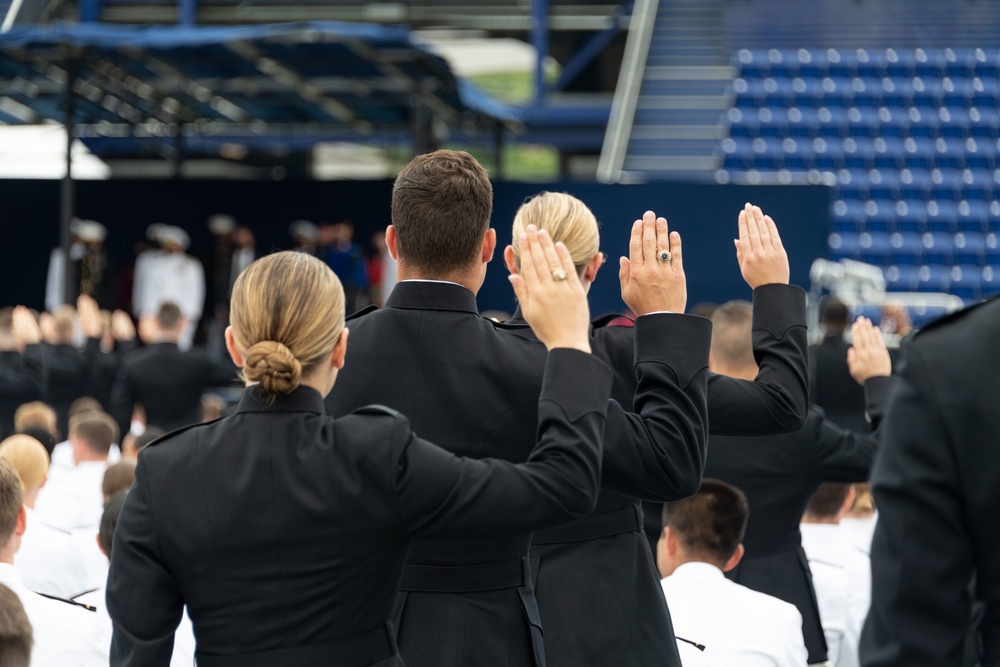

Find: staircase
[599,0,732,182]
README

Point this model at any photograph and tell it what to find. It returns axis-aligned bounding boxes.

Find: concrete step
[629,124,727,140]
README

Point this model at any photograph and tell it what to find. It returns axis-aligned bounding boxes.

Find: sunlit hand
[735,203,790,288]
[111,310,137,342]
[11,307,41,346]
[77,294,104,339]
[619,210,686,315]
[38,312,57,344]
[847,317,892,384]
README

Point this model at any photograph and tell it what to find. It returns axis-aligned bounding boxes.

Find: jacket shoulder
[913,294,999,338]
[351,404,402,419]
[346,304,378,322]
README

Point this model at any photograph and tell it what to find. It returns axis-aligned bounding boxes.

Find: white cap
[159,226,191,250]
[289,220,319,242]
[77,220,107,243]
[208,214,236,235]
[147,223,168,243]
[69,217,84,237]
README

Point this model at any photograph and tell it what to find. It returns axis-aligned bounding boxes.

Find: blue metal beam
[79,0,101,22]
[179,0,197,26]
[532,0,549,106]
[552,0,633,93]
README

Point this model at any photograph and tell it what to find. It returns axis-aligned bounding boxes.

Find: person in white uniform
[0,435,89,599]
[801,483,870,667]
[132,225,205,351]
[34,412,118,534]
[658,479,808,667]
[0,457,105,666]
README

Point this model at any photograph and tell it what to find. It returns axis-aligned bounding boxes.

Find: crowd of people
[0,149,992,667]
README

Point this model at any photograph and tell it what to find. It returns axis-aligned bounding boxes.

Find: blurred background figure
[321,220,368,312]
[810,297,867,434]
[132,226,205,351]
[0,309,44,440]
[367,229,397,307]
[290,220,320,256]
[12,402,58,459]
[45,220,110,312]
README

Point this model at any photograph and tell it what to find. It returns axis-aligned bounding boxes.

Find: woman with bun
[105,229,612,667]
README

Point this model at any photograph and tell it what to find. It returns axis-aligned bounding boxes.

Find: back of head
[0,436,48,492]
[98,490,128,557]
[52,306,76,344]
[710,301,755,372]
[805,482,852,520]
[13,402,58,439]
[391,150,493,275]
[0,459,24,547]
[511,192,600,269]
[15,428,55,459]
[820,297,850,332]
[662,479,750,567]
[68,397,102,422]
[69,412,118,458]
[230,251,345,396]
[156,302,184,332]
[102,460,136,500]
[0,309,12,337]
[0,584,31,667]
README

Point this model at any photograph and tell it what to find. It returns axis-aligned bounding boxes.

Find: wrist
[545,340,591,354]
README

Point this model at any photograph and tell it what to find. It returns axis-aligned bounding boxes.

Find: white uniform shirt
[34,460,108,533]
[77,584,196,667]
[800,523,870,667]
[0,563,105,667]
[660,562,808,667]
[14,507,90,599]
[133,249,206,322]
[50,441,121,469]
[840,514,877,556]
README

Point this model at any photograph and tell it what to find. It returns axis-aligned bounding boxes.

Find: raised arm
[847,316,897,431]
[707,203,809,435]
[398,226,608,539]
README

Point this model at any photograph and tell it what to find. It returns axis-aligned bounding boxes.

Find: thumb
[734,238,743,265]
[508,274,527,304]
[618,256,630,292]
[847,347,857,367]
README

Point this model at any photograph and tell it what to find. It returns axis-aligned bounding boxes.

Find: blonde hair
[511,192,600,269]
[13,402,57,436]
[230,251,345,395]
[0,435,49,492]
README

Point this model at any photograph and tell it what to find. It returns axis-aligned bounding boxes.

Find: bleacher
[720,47,1000,302]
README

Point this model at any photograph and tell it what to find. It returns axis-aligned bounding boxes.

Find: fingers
[655,216,670,258]
[734,238,744,266]
[507,273,526,304]
[628,219,643,268]
[739,204,752,254]
[619,256,631,295]
[540,229,568,280]
[764,214,784,252]
[519,227,542,287]
[641,211,657,265]
[669,231,683,271]
[552,241,580,288]
[751,204,771,248]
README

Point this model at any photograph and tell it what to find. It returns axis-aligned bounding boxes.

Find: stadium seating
[722,48,1000,301]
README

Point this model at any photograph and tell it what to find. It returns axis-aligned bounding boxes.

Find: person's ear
[482,229,497,263]
[385,225,399,261]
[331,328,350,370]
[665,526,680,556]
[96,533,107,558]
[582,252,603,283]
[841,485,857,516]
[503,246,519,276]
[225,327,244,368]
[15,506,26,538]
[722,544,745,573]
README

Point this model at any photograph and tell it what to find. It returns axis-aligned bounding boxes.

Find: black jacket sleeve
[599,312,711,501]
[397,348,610,539]
[111,362,136,440]
[0,345,44,401]
[809,406,879,482]
[707,284,809,436]
[863,375,897,431]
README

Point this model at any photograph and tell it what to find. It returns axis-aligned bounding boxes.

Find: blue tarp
[0,21,521,133]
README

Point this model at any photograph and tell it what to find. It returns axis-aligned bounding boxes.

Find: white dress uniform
[33,460,107,533]
[800,523,869,667]
[660,562,809,667]
[839,514,877,556]
[77,584,196,667]
[14,507,90,599]
[132,245,205,351]
[0,562,105,667]
[50,440,121,469]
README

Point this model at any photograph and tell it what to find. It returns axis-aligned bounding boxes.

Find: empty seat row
[733,75,1000,109]
[737,48,1000,80]
[829,230,1000,261]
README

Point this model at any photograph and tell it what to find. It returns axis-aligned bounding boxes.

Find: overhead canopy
[0,20,520,138]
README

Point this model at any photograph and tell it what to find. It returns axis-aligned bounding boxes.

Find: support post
[532,0,550,106]
[493,122,505,180]
[60,59,77,306]
[178,0,197,26]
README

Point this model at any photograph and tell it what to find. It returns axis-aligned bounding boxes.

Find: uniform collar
[234,385,326,415]
[0,563,23,591]
[384,280,479,315]
[668,561,727,583]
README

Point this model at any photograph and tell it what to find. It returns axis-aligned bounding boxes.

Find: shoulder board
[141,418,220,449]
[37,591,97,612]
[346,304,378,322]
[352,404,402,419]
[914,294,998,337]
[591,313,634,329]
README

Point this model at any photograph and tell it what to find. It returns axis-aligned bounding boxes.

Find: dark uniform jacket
[111,341,237,437]
[92,339,137,413]
[0,345,44,438]
[861,296,1000,667]
[325,281,711,667]
[705,379,892,664]
[42,338,100,436]
[106,349,610,667]
[504,283,810,667]
[810,333,869,433]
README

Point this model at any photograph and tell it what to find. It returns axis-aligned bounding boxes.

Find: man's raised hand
[619,210,686,316]
[735,203,790,289]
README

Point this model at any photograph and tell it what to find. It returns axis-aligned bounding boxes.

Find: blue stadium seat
[957,200,992,231]
[967,107,998,139]
[981,265,1000,297]
[864,199,898,232]
[937,106,971,138]
[915,264,953,292]
[926,199,960,232]
[884,264,921,290]
[899,167,935,198]
[921,231,956,261]
[954,231,988,262]
[889,231,925,263]
[895,199,929,232]
[949,264,984,300]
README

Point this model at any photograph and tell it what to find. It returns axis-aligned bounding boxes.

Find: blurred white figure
[132,225,204,350]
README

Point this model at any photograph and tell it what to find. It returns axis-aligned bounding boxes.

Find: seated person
[658,479,808,666]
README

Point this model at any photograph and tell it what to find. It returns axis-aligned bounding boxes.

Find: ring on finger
[552,268,567,281]
[656,250,672,263]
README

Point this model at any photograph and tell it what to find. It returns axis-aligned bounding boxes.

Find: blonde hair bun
[244,340,303,395]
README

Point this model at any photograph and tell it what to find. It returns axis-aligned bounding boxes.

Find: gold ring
[657,250,672,262]
[552,268,567,281]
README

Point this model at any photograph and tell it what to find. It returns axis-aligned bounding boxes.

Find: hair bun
[244,341,302,395]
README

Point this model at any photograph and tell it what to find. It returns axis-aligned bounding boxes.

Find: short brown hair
[710,300,755,370]
[13,402,57,437]
[102,460,136,500]
[0,584,31,667]
[69,412,119,456]
[805,482,852,519]
[0,459,24,547]
[157,302,184,330]
[68,396,102,420]
[0,309,12,336]
[662,479,749,566]
[391,150,493,275]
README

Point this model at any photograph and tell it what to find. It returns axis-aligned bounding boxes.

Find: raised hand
[508,225,591,353]
[735,203,790,288]
[38,312,57,344]
[77,294,104,339]
[11,307,41,346]
[847,316,892,385]
[111,310,137,342]
[619,210,686,316]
